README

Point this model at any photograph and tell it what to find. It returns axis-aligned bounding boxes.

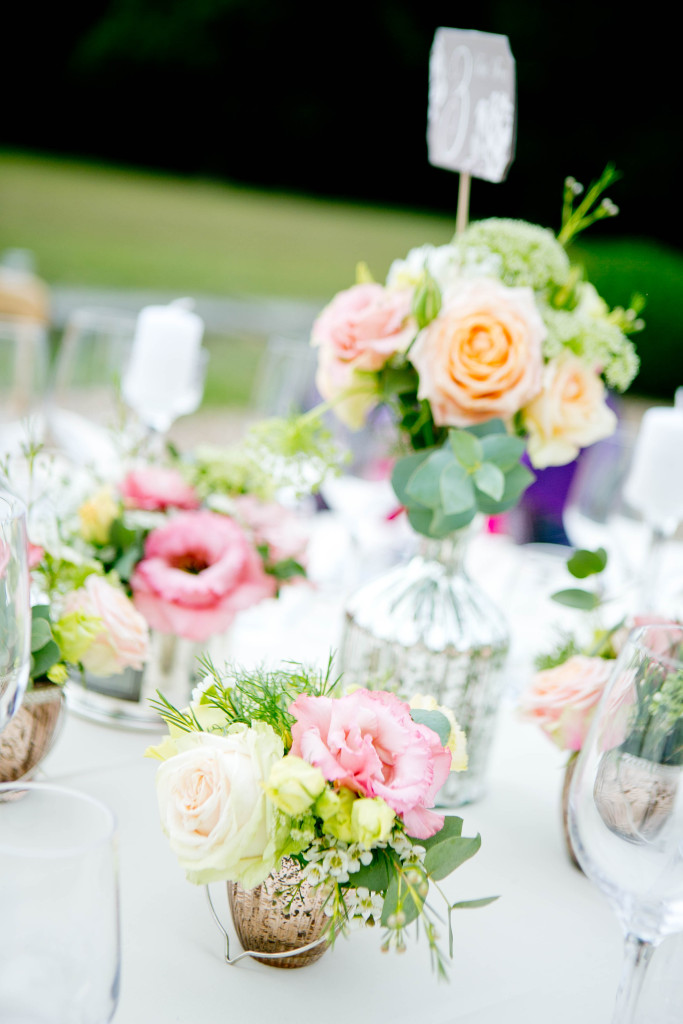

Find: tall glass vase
[339,521,509,805]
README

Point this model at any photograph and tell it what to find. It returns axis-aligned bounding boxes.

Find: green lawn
[1,150,681,403]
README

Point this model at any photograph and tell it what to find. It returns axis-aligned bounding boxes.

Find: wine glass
[568,623,683,1023]
[0,782,120,1023]
[0,316,49,457]
[0,484,30,734]
[47,307,138,472]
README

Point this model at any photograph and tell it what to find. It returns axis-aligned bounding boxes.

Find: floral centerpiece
[307,168,642,805]
[518,546,679,862]
[311,167,641,535]
[4,442,311,727]
[147,659,494,975]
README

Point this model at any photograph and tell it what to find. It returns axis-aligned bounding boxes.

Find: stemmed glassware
[0,484,30,734]
[0,782,120,1023]
[569,623,683,1023]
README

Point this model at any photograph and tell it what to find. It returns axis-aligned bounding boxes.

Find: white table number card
[428,28,516,184]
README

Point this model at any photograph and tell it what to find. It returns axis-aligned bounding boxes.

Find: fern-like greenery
[149,655,340,749]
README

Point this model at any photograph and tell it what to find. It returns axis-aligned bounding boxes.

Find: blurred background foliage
[1,0,681,401]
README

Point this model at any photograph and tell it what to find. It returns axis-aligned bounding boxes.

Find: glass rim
[0,782,117,858]
[632,621,683,670]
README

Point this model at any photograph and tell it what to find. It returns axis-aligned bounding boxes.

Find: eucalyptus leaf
[113,543,145,582]
[466,419,507,438]
[31,639,61,681]
[391,451,432,505]
[440,461,476,515]
[410,709,451,746]
[423,834,481,880]
[551,588,600,611]
[428,506,476,538]
[449,430,483,469]
[406,449,455,509]
[566,547,608,579]
[473,462,505,501]
[475,462,535,514]
[31,605,51,622]
[31,617,53,653]
[345,855,391,892]
[380,873,421,927]
[480,433,526,471]
[418,816,463,850]
[407,507,436,536]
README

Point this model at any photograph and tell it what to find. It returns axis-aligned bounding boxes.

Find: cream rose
[64,574,149,676]
[409,278,545,426]
[155,723,286,887]
[522,355,617,469]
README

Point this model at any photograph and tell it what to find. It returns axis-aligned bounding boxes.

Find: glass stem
[612,933,655,1024]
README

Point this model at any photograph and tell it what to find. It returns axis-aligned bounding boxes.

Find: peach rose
[65,574,149,676]
[409,278,545,426]
[519,655,613,751]
[522,355,617,469]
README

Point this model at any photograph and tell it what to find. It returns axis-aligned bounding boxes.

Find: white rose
[386,243,459,293]
[155,722,286,887]
[522,355,617,469]
[65,575,149,676]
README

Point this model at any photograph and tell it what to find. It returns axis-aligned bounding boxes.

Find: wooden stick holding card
[427,28,517,234]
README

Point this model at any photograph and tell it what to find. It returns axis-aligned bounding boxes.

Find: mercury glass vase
[339,522,509,805]
[227,858,331,968]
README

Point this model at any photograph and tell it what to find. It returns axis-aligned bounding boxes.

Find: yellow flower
[351,797,395,848]
[265,755,326,816]
[78,487,119,545]
[315,786,356,843]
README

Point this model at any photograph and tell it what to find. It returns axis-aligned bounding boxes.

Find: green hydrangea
[541,307,639,391]
[454,218,571,292]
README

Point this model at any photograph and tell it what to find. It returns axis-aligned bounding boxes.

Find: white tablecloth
[38,529,683,1024]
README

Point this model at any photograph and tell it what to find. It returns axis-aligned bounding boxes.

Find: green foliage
[620,643,683,766]
[409,708,451,746]
[29,605,62,684]
[151,656,340,749]
[566,547,607,579]
[550,588,601,611]
[534,633,581,671]
[392,423,534,539]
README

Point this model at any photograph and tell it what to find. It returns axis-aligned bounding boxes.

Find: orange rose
[409,279,545,426]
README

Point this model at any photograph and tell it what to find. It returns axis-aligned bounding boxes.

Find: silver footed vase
[339,522,509,805]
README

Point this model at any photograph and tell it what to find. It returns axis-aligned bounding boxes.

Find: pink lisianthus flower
[131,511,276,643]
[121,467,200,512]
[519,655,613,751]
[289,688,452,839]
[232,495,308,569]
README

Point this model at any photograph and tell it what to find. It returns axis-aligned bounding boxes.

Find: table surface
[38,526,683,1024]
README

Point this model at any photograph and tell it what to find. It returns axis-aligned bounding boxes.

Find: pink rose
[66,575,149,676]
[409,278,545,426]
[289,688,452,839]
[312,283,415,425]
[232,495,308,568]
[121,467,200,511]
[519,655,613,751]
[131,511,276,643]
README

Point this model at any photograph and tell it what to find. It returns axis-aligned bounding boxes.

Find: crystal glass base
[339,526,509,805]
